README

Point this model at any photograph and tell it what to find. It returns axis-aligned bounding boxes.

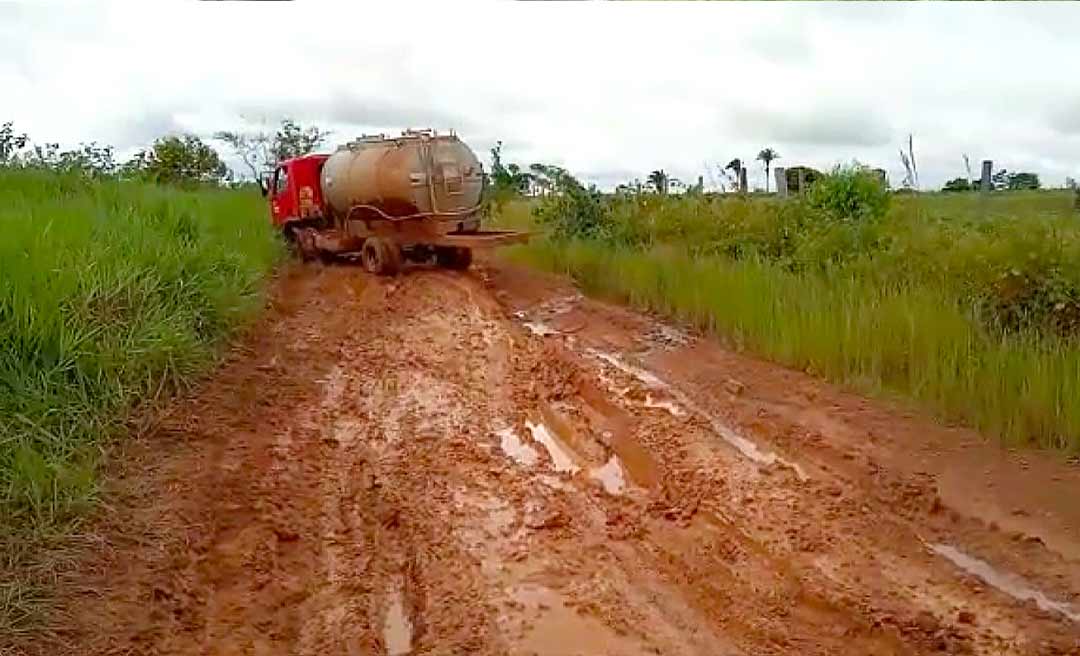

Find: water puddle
[931,544,1080,623]
[383,589,413,655]
[588,349,808,481]
[589,455,627,495]
[524,321,559,337]
[643,393,685,416]
[587,348,668,389]
[690,405,809,481]
[496,427,539,467]
[526,420,580,474]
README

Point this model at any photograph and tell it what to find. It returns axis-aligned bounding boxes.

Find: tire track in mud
[20,262,1080,656]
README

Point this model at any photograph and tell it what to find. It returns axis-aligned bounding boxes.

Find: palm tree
[724,158,742,191]
[757,148,780,192]
[647,169,669,195]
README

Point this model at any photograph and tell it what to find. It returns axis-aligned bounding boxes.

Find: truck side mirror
[258,176,269,197]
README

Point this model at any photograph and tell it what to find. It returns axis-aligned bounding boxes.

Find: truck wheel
[292,228,319,262]
[436,247,472,270]
[362,237,401,276]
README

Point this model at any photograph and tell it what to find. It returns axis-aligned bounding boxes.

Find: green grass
[495,190,1080,453]
[0,169,280,636]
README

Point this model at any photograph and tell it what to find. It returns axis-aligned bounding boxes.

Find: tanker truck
[263,129,526,275]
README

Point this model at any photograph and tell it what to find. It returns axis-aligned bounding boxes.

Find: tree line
[0,119,329,188]
[1,119,1061,196]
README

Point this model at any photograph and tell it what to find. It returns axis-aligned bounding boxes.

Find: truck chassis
[286,213,528,276]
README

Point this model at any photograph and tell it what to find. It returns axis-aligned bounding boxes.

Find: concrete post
[738,167,748,193]
[981,160,993,194]
[774,167,788,197]
[797,169,806,195]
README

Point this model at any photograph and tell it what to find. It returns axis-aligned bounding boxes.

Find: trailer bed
[428,230,530,249]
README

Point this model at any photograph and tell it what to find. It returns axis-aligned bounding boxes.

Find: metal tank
[320,129,484,224]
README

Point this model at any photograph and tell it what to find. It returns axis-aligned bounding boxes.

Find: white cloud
[1,0,1078,190]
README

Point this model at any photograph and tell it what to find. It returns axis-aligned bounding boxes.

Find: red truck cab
[267,154,330,228]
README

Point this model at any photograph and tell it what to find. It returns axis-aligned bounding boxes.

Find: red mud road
[22,261,1080,655]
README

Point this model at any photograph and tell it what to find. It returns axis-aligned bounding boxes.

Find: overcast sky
[1,1,1078,190]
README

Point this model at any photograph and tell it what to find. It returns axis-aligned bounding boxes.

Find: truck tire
[436,246,472,271]
[292,227,319,262]
[362,237,402,276]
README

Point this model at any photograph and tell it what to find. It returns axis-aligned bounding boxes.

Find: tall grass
[497,190,1080,452]
[0,169,281,534]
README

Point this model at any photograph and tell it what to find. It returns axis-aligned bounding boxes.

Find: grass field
[0,169,279,634]
[495,188,1080,453]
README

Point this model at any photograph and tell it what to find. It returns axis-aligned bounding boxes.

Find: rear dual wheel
[361,237,402,276]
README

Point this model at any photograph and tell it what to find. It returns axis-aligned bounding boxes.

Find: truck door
[270,164,295,226]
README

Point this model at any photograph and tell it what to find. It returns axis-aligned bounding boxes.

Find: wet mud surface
[17,260,1080,655]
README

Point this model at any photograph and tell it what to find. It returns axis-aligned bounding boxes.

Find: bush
[806,164,891,222]
[532,180,609,240]
[942,177,973,193]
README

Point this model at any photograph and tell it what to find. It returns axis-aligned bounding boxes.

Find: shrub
[532,180,609,240]
[806,164,891,222]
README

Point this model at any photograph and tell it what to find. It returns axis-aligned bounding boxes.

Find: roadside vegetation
[492,164,1080,453]
[0,121,315,637]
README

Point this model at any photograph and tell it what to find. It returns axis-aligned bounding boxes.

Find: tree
[647,169,669,195]
[529,163,573,195]
[506,163,533,194]
[22,142,116,177]
[991,168,1009,191]
[722,158,744,192]
[214,128,273,181]
[216,118,330,182]
[0,121,28,165]
[1006,171,1040,191]
[756,148,780,192]
[942,177,972,192]
[3,122,118,177]
[489,141,534,195]
[271,118,330,162]
[487,140,539,207]
[724,158,742,178]
[490,140,513,189]
[529,163,555,196]
[124,135,229,187]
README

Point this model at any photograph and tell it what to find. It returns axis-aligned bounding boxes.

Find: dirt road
[25,261,1080,655]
